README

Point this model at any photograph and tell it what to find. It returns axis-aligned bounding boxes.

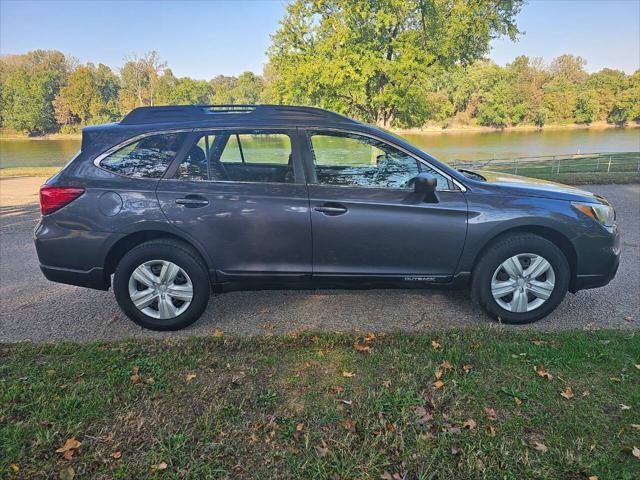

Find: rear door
[156,129,312,280]
[303,130,468,279]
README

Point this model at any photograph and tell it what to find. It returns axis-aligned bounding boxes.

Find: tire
[113,239,210,331]
[471,233,570,324]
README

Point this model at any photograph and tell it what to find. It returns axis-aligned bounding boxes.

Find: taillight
[39,186,85,215]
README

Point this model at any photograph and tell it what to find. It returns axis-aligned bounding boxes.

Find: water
[1,127,639,168]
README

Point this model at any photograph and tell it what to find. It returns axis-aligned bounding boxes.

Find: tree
[0,50,69,134]
[119,51,167,112]
[265,0,523,127]
[608,70,640,124]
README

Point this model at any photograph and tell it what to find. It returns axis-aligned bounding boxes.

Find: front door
[304,130,467,279]
[156,129,312,280]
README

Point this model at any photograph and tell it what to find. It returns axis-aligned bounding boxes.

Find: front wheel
[113,239,210,331]
[471,233,570,324]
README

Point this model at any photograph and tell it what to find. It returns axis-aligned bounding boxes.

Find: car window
[99,133,183,178]
[309,131,450,190]
[175,131,294,183]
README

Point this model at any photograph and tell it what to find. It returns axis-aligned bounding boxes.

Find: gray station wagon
[34,105,620,330]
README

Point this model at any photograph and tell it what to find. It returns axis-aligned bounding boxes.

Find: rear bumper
[40,265,110,290]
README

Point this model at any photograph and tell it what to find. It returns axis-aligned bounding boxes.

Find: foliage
[0,42,638,135]
[265,0,524,127]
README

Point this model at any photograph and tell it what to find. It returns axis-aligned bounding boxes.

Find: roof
[119,104,361,128]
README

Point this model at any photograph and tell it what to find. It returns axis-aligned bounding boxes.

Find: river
[1,127,639,168]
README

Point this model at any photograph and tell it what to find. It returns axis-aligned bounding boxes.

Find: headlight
[572,202,615,227]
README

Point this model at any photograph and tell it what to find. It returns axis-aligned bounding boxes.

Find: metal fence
[449,151,640,180]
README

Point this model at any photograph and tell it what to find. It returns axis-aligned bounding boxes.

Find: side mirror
[413,172,438,203]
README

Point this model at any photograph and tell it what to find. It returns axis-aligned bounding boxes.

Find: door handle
[314,203,348,216]
[175,196,209,208]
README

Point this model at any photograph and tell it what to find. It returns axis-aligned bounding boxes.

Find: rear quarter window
[98,133,184,178]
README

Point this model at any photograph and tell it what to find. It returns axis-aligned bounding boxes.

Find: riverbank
[2,121,639,140]
[394,121,640,135]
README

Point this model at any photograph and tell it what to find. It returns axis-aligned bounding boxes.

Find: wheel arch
[470,225,577,288]
[104,230,214,280]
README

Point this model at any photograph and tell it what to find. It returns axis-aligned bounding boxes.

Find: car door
[156,129,312,280]
[304,129,468,279]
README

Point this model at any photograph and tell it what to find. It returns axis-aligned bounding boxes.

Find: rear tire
[113,239,210,331]
[471,233,569,324]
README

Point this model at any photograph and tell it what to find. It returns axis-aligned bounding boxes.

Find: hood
[464,170,608,204]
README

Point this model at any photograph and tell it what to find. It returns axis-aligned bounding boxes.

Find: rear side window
[175,131,293,183]
[99,133,184,178]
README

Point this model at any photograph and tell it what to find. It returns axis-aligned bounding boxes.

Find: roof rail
[120,104,356,125]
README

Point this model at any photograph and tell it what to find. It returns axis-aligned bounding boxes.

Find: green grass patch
[1,330,639,479]
[0,166,60,178]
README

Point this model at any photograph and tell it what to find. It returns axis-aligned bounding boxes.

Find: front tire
[113,239,210,331]
[471,233,570,324]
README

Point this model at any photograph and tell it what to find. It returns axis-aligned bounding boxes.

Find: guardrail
[449,151,640,180]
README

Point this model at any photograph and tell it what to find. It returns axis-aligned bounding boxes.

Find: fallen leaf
[630,424,640,430]
[635,364,640,370]
[623,316,634,322]
[441,360,452,370]
[415,406,433,422]
[448,426,461,434]
[484,407,497,420]
[462,364,472,374]
[59,466,75,480]
[303,362,311,369]
[47,369,56,376]
[485,425,496,437]
[532,340,546,346]
[353,342,372,354]
[633,446,640,459]
[9,464,19,472]
[56,437,81,460]
[311,335,319,344]
[343,419,356,433]
[433,380,445,389]
[463,418,477,430]
[434,368,443,380]
[109,451,122,460]
[589,476,599,480]
[339,399,353,405]
[385,422,397,432]
[533,441,548,453]
[560,387,574,399]
[130,366,143,384]
[514,397,523,406]
[382,379,391,388]
[185,373,196,382]
[212,329,224,338]
[451,446,460,455]
[431,340,441,350]
[151,462,168,472]
[380,472,393,480]
[296,422,304,431]
[620,404,631,410]
[331,385,344,394]
[535,366,553,380]
[365,332,376,342]
[342,371,355,378]
[315,445,329,457]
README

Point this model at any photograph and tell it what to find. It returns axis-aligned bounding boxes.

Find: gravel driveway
[1,176,638,343]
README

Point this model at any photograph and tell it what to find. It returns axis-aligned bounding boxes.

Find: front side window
[309,131,450,190]
[99,133,183,178]
[175,131,293,183]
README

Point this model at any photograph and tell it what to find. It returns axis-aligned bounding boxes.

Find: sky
[1,0,638,78]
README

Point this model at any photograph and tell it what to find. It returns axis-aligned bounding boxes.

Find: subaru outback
[35,105,620,330]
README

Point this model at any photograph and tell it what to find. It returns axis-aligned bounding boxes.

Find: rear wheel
[471,233,570,324]
[113,239,210,330]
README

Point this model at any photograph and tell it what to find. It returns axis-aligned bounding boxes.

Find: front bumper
[570,222,621,292]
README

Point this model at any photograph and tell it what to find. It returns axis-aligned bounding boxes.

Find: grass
[0,166,60,178]
[1,329,639,479]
